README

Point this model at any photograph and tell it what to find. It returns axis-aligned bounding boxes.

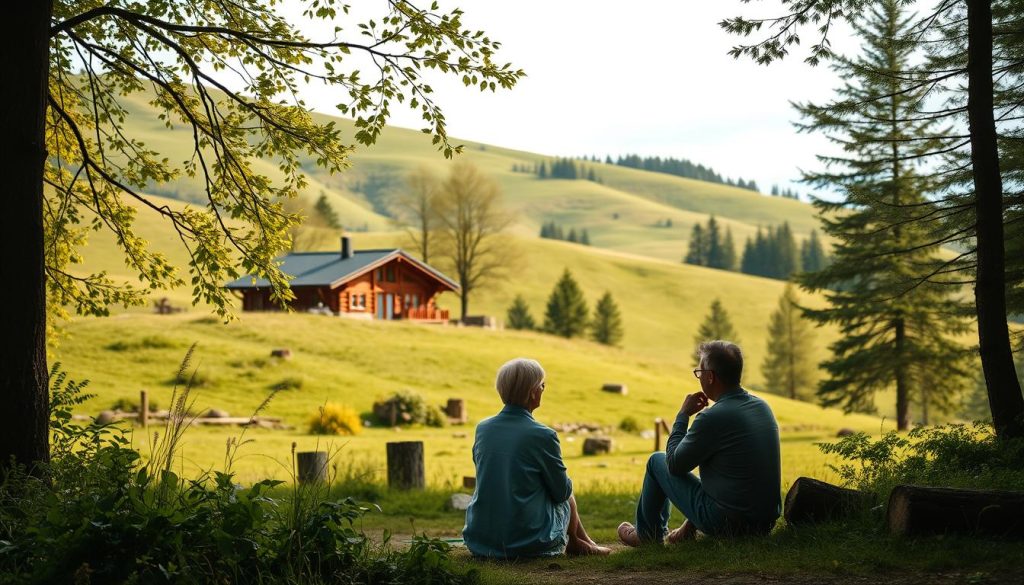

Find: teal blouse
[462,405,572,558]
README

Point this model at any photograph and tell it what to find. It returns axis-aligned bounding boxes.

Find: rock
[448,493,472,511]
[640,430,656,440]
[95,410,117,425]
[583,437,613,456]
[836,428,857,437]
[270,348,292,359]
[601,383,628,395]
[206,408,230,419]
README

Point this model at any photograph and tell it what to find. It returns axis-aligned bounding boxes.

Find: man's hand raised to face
[681,392,709,417]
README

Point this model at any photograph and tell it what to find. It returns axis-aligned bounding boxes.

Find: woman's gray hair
[495,358,545,407]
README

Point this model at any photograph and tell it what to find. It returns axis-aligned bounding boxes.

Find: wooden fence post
[653,417,670,452]
[139,390,149,428]
[297,451,328,484]
[387,441,425,490]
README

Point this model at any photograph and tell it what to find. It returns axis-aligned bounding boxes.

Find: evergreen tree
[795,0,973,429]
[762,284,817,400]
[706,216,726,269]
[553,224,564,241]
[741,237,757,274]
[800,229,827,273]
[774,222,798,279]
[694,299,741,354]
[314,193,342,229]
[506,294,536,331]
[587,168,596,181]
[591,291,624,346]
[538,161,547,179]
[721,228,737,272]
[771,185,780,196]
[684,223,708,266]
[580,229,591,246]
[666,218,673,228]
[543,269,590,338]
[567,228,578,243]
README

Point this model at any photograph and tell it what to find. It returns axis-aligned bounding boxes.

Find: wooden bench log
[387,441,425,490]
[784,477,874,525]
[887,484,1024,538]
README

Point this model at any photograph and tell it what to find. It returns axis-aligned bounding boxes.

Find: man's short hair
[697,340,743,386]
[495,358,545,407]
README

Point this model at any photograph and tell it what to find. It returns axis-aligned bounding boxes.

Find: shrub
[308,403,363,435]
[618,415,640,433]
[424,405,448,428]
[106,335,179,352]
[373,390,427,426]
[271,376,305,391]
[169,367,211,387]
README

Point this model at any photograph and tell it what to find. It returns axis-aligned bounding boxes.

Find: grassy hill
[55,311,883,491]
[114,90,822,265]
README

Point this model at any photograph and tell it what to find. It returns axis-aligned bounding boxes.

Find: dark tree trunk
[967,0,1024,439]
[0,0,50,474]
[386,441,424,490]
[895,318,910,431]
[459,287,468,322]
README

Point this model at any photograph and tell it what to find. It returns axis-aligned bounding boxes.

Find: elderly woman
[463,358,610,558]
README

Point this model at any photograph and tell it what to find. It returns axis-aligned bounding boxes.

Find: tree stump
[387,441,425,490]
[784,477,874,525]
[446,398,467,424]
[601,383,628,395]
[887,484,1024,537]
[139,390,149,428]
[296,451,328,484]
[582,437,613,455]
[463,476,476,489]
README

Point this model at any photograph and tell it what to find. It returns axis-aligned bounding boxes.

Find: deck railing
[404,307,449,321]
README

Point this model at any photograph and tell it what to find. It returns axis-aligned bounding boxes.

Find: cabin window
[386,266,396,282]
[351,293,366,310]
[376,268,384,281]
[412,294,420,308]
[404,294,410,307]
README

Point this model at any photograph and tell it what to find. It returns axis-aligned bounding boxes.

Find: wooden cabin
[225,237,458,322]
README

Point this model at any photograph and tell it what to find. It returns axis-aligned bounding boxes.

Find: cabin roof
[224,249,459,291]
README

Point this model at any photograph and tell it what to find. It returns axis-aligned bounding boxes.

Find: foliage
[740,222,798,280]
[373,391,445,428]
[613,153,758,191]
[684,216,736,271]
[591,291,624,347]
[272,376,305,391]
[799,229,827,274]
[432,162,516,319]
[506,294,536,330]
[819,423,1024,497]
[391,166,441,264]
[543,269,590,338]
[283,195,340,252]
[694,298,740,352]
[618,416,640,433]
[540,221,591,246]
[0,361,475,584]
[308,403,362,436]
[314,193,341,230]
[795,1,973,429]
[762,284,817,401]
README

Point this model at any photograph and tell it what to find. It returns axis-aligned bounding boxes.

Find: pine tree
[795,0,973,429]
[762,284,817,400]
[314,193,342,229]
[591,291,624,346]
[684,223,708,266]
[540,222,550,239]
[771,185,780,196]
[694,299,741,354]
[506,294,536,330]
[554,224,564,241]
[580,229,590,246]
[538,161,547,179]
[543,269,590,338]
[706,216,726,269]
[800,229,827,273]
[567,228,578,243]
[721,228,737,272]
[774,222,798,279]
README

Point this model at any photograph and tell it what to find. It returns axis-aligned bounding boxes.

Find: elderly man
[619,340,781,545]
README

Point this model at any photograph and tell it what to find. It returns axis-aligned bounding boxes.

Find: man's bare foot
[617,522,641,547]
[566,539,612,556]
[666,519,697,544]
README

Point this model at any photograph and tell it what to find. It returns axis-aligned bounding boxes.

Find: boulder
[448,493,473,511]
[95,410,117,425]
[583,437,613,456]
[836,428,857,437]
[206,408,230,419]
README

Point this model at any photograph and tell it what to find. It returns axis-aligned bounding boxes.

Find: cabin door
[375,293,394,320]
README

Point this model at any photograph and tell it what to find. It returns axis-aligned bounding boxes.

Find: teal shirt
[666,388,781,523]
[462,405,572,558]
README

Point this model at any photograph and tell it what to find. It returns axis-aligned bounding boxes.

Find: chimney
[341,236,352,260]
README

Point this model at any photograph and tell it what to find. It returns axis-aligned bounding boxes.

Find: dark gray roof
[224,249,459,290]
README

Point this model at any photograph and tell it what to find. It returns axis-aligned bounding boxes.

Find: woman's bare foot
[566,539,612,556]
[666,519,697,544]
[617,522,641,547]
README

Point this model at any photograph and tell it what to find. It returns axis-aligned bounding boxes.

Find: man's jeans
[634,452,727,542]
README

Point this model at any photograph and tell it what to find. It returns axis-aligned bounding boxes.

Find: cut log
[601,383,628,395]
[582,437,613,456]
[296,451,328,484]
[387,441,425,490]
[446,398,467,423]
[887,484,1024,538]
[784,477,874,525]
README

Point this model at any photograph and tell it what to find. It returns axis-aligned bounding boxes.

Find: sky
[298,1,863,198]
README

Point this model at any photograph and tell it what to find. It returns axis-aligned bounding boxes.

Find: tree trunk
[888,484,1024,537]
[783,477,874,526]
[386,441,424,490]
[460,287,469,322]
[895,318,910,430]
[967,0,1024,439]
[296,451,328,484]
[0,0,51,474]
